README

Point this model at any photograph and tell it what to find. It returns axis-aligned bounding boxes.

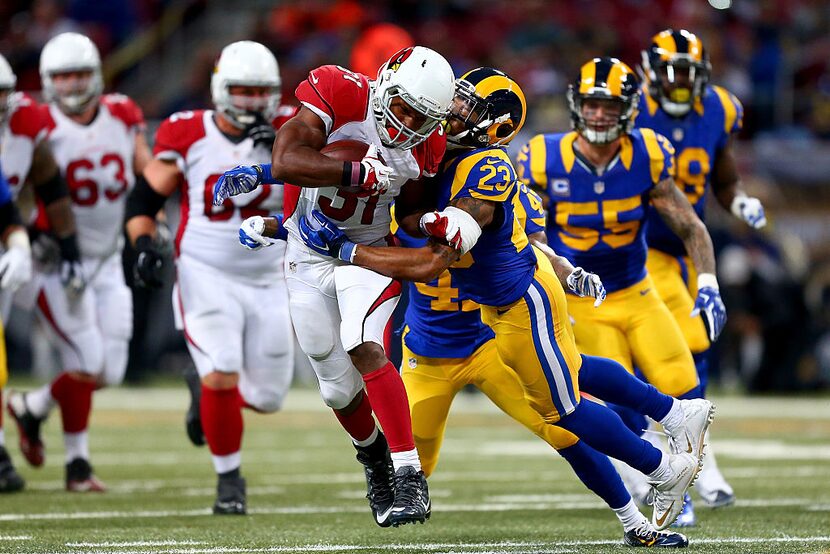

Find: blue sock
[579,355,674,421]
[559,441,630,509]
[557,399,662,474]
[678,386,703,400]
[693,351,709,397]
[608,403,648,436]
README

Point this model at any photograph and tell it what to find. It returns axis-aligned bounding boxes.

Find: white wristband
[697,272,719,290]
[6,228,31,253]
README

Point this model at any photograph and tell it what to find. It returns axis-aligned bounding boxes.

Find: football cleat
[6,392,46,467]
[671,494,696,527]
[389,465,430,527]
[66,458,107,492]
[613,458,653,507]
[650,452,700,530]
[183,367,205,447]
[0,445,25,493]
[694,436,735,508]
[354,433,395,527]
[213,474,246,515]
[667,399,714,464]
[624,521,688,548]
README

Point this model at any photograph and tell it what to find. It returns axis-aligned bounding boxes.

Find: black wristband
[341,161,364,187]
[34,172,69,206]
[135,234,154,252]
[57,234,81,262]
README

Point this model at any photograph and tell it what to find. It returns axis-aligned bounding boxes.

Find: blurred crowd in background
[2,0,830,392]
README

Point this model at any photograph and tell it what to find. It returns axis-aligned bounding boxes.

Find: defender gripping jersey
[435,146,538,308]
[397,182,545,359]
[516,129,675,293]
[635,84,743,257]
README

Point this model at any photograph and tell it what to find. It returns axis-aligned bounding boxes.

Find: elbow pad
[34,172,70,206]
[125,176,168,221]
[442,206,482,255]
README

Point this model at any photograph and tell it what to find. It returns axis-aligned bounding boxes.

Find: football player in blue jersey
[635,29,761,511]
[287,67,716,534]
[515,56,727,527]
[0,163,32,493]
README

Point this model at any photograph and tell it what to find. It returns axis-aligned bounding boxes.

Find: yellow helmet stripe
[606,62,628,96]
[653,31,678,61]
[684,32,704,62]
[578,60,597,95]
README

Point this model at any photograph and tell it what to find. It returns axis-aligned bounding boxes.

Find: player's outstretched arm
[711,139,766,229]
[651,177,716,275]
[651,177,726,341]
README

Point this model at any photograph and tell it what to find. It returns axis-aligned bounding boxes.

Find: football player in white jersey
[1,51,84,492]
[5,32,151,492]
[125,41,295,515]
[215,46,454,527]
[0,158,32,493]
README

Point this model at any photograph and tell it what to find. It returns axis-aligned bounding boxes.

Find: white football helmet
[211,41,281,129]
[0,53,17,124]
[372,46,454,150]
[40,32,103,114]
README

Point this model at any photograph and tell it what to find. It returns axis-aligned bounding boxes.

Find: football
[320,139,370,161]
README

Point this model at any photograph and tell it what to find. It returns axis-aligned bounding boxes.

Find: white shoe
[612,458,652,507]
[695,433,735,508]
[650,452,701,530]
[667,399,714,463]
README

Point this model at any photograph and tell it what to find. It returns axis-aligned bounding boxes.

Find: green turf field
[2,386,829,554]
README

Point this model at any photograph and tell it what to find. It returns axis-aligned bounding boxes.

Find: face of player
[657,62,694,104]
[580,97,623,136]
[50,69,94,98]
[389,96,428,133]
[226,84,278,117]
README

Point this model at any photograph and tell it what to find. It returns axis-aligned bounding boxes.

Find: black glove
[244,113,276,150]
[57,235,86,299]
[133,234,164,289]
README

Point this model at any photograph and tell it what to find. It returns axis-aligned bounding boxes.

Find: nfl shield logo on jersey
[408,357,418,369]
[594,181,605,194]
[673,128,684,142]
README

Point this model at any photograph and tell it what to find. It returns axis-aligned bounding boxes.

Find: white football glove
[566,267,606,307]
[0,245,32,292]
[239,216,273,251]
[731,195,766,229]
[356,144,392,196]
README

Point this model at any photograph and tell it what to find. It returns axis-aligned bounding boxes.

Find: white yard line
[4,497,828,523]
[0,535,31,541]
[32,536,830,554]
[66,541,205,548]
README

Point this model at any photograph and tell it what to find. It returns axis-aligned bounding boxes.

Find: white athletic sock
[212,451,241,475]
[648,451,672,482]
[64,431,89,463]
[27,384,56,419]
[352,426,379,448]
[390,448,421,472]
[659,399,684,435]
[614,499,649,532]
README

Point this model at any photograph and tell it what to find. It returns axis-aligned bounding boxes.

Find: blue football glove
[213,165,266,206]
[692,286,727,342]
[566,267,606,307]
[297,210,356,262]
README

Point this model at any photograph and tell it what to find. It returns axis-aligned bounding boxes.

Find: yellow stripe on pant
[646,248,711,354]
[481,264,582,425]
[567,273,699,397]
[401,338,578,478]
